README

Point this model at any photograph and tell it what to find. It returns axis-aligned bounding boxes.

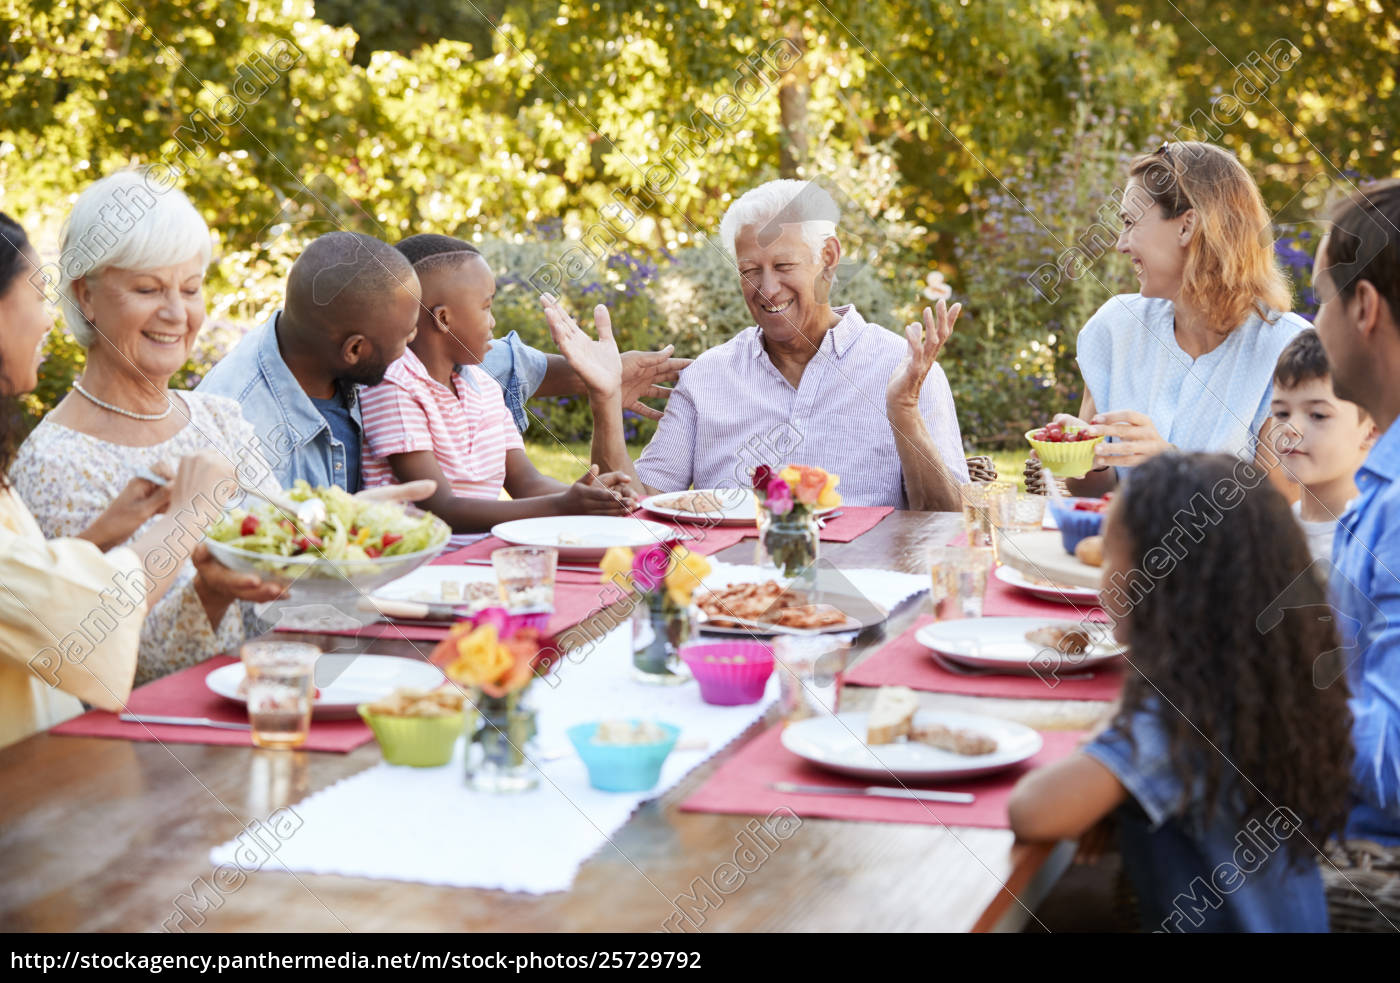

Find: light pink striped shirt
[635,305,968,508]
[361,349,524,546]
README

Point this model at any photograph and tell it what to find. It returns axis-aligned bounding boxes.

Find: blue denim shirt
[1085,708,1329,932]
[478,330,550,434]
[1331,421,1400,844]
[196,311,364,492]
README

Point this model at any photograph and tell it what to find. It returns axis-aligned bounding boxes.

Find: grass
[523,439,1029,489]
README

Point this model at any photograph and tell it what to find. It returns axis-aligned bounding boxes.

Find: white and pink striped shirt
[635,305,969,508]
[361,348,524,546]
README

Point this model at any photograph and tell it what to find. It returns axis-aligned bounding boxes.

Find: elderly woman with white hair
[9,170,282,685]
[548,179,970,510]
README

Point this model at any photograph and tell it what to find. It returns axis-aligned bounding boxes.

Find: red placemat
[844,614,1124,701]
[632,516,751,555]
[739,505,893,544]
[680,725,1084,828]
[294,577,623,646]
[49,656,374,752]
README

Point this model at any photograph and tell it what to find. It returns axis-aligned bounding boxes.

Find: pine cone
[1024,455,1068,497]
[964,455,998,483]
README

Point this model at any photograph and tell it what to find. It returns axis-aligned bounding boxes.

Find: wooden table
[0,510,1108,933]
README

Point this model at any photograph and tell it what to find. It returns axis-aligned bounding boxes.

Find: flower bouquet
[601,540,712,684]
[752,464,842,578]
[431,608,554,792]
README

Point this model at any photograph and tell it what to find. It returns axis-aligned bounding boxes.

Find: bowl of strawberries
[1048,495,1113,555]
[1025,421,1105,478]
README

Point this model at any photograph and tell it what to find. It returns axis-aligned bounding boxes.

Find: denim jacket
[196,311,363,492]
[479,330,549,434]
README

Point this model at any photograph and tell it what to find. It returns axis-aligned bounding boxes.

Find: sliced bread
[866,686,919,744]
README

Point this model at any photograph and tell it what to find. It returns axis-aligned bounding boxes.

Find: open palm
[541,293,621,396]
[887,299,962,407]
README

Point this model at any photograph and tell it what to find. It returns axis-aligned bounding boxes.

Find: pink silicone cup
[681,641,775,706]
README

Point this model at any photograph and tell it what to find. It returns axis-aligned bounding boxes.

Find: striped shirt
[635,304,969,508]
[360,348,524,547]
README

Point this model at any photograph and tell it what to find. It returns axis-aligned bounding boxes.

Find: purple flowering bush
[948,105,1137,448]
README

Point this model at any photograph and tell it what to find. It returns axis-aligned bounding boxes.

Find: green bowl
[357,705,465,767]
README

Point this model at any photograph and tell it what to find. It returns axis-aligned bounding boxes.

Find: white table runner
[209,564,928,893]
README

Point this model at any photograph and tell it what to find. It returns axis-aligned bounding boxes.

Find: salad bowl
[206,482,452,613]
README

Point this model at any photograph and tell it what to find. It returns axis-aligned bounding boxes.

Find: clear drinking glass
[491,547,557,612]
[928,545,995,620]
[959,481,1017,556]
[241,641,320,750]
[772,635,850,722]
[1008,491,1049,533]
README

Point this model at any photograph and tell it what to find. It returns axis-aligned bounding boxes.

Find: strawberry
[240,515,260,536]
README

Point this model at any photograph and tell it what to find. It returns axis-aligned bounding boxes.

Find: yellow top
[0,487,146,749]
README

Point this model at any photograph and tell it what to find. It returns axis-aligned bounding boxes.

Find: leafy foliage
[2,0,1388,449]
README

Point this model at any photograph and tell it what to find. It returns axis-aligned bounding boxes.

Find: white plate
[642,488,837,527]
[490,515,691,562]
[915,616,1122,672]
[205,654,445,720]
[781,710,1043,782]
[995,564,1101,605]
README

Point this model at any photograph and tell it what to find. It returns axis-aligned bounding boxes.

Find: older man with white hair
[547,179,969,510]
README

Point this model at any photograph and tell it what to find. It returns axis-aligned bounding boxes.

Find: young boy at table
[1267,330,1377,563]
[359,235,637,546]
[1008,452,1352,932]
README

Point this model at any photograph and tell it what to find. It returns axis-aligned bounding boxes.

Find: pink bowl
[681,642,775,706]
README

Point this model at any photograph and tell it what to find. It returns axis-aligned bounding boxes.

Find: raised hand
[886,299,962,411]
[620,347,693,420]
[541,293,622,398]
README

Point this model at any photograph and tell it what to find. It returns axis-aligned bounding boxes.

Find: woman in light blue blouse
[1059,142,1306,496]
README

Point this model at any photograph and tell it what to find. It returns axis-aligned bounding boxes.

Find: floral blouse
[9,392,264,686]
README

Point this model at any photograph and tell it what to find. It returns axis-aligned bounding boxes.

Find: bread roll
[1075,535,1104,567]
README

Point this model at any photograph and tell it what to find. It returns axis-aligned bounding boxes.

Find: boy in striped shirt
[360,235,637,546]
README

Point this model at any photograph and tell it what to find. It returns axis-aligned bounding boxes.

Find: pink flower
[465,606,526,637]
[632,543,674,592]
[765,477,794,516]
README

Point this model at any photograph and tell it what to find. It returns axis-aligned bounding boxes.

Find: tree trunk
[777,21,809,179]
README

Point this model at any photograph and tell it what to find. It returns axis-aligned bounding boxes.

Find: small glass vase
[760,508,820,580]
[465,691,539,793]
[631,591,694,685]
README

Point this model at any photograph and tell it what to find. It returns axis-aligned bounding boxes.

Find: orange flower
[794,466,828,506]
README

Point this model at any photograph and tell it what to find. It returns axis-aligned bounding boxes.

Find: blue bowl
[567,721,681,793]
[1048,499,1107,555]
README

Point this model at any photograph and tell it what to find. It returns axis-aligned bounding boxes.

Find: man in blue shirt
[1313,179,1400,843]
[199,231,421,491]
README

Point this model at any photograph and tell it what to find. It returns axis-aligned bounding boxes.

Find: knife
[769,781,973,804]
[120,713,251,731]
[356,595,462,621]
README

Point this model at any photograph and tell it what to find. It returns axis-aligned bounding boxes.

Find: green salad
[208,481,447,575]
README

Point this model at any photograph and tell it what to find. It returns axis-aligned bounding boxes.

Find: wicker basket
[965,455,999,483]
[1323,839,1400,932]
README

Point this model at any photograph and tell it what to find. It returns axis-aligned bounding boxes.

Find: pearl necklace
[73,380,175,421]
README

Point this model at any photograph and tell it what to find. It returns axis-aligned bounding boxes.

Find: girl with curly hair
[1009,452,1353,932]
